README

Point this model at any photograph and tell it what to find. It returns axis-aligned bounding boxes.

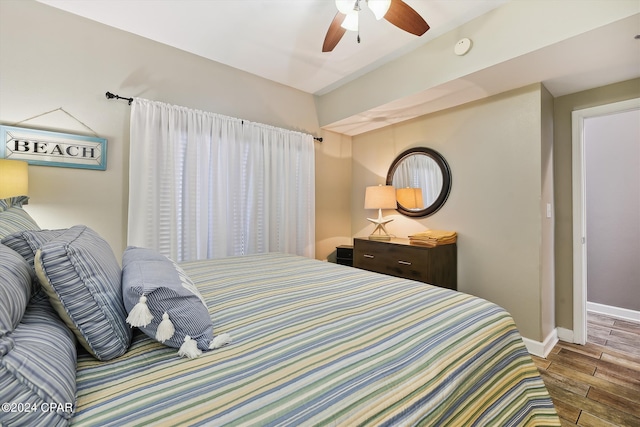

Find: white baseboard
[587,301,640,322]
[522,328,558,358]
[525,306,639,356]
[556,327,574,343]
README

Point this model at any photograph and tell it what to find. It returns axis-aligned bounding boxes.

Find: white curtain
[128,98,315,262]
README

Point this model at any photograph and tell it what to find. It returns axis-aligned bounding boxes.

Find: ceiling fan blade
[323,12,348,52]
[384,0,429,36]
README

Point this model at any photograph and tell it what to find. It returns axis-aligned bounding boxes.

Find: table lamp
[364,185,396,240]
[0,159,29,199]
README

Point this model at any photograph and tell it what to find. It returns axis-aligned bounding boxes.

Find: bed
[1,198,560,426]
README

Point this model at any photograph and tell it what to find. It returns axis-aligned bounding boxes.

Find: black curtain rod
[105,91,322,142]
[105,91,133,105]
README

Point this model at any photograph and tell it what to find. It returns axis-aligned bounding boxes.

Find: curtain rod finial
[106,91,133,105]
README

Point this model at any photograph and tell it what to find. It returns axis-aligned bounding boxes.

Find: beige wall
[0,0,350,261]
[553,78,640,330]
[351,84,552,341]
[315,131,353,259]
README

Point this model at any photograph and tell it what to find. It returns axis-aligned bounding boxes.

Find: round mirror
[386,147,452,218]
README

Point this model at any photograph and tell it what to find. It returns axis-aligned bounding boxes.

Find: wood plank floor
[531,312,640,427]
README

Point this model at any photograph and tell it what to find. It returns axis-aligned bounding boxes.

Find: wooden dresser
[353,238,457,290]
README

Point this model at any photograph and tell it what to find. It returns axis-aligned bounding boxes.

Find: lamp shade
[396,187,424,209]
[0,159,28,198]
[364,185,397,210]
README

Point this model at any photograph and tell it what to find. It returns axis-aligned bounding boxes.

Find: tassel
[126,295,153,327]
[178,335,202,359]
[209,333,232,350]
[155,312,175,342]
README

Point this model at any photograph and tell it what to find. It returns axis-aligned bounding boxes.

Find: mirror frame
[386,147,452,218]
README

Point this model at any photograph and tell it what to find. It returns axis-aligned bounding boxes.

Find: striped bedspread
[71,252,559,426]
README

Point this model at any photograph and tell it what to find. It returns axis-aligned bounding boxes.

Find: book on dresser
[353,237,457,290]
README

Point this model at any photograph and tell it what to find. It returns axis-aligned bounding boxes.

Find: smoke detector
[454,38,472,56]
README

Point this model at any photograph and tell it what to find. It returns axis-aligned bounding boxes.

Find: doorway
[571,98,640,345]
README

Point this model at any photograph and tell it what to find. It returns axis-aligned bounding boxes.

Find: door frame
[571,97,640,344]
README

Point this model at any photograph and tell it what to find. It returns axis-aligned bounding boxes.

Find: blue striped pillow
[0,291,77,427]
[2,229,67,295]
[0,196,30,211]
[34,225,131,361]
[0,244,33,338]
[0,205,40,239]
[122,246,214,352]
[2,229,67,269]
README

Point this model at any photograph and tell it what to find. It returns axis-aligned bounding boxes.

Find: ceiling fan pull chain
[357,1,361,44]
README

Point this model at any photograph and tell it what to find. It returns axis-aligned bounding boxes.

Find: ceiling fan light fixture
[323,0,428,52]
[335,0,358,15]
[367,0,391,20]
[341,12,359,31]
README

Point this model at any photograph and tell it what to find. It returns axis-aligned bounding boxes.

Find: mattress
[71,252,559,426]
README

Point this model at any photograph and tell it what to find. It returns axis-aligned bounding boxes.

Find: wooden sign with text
[0,125,107,170]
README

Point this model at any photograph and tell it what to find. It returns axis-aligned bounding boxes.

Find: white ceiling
[36,0,509,95]
[323,12,640,135]
[36,0,640,135]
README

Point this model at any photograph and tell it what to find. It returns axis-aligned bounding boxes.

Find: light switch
[546,203,552,218]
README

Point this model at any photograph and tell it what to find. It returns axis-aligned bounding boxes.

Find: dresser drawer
[354,239,423,280]
[353,238,456,290]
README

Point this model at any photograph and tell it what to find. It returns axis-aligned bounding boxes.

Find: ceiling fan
[322,0,430,52]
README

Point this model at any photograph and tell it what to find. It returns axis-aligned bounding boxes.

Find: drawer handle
[363,254,374,259]
[398,260,412,266]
